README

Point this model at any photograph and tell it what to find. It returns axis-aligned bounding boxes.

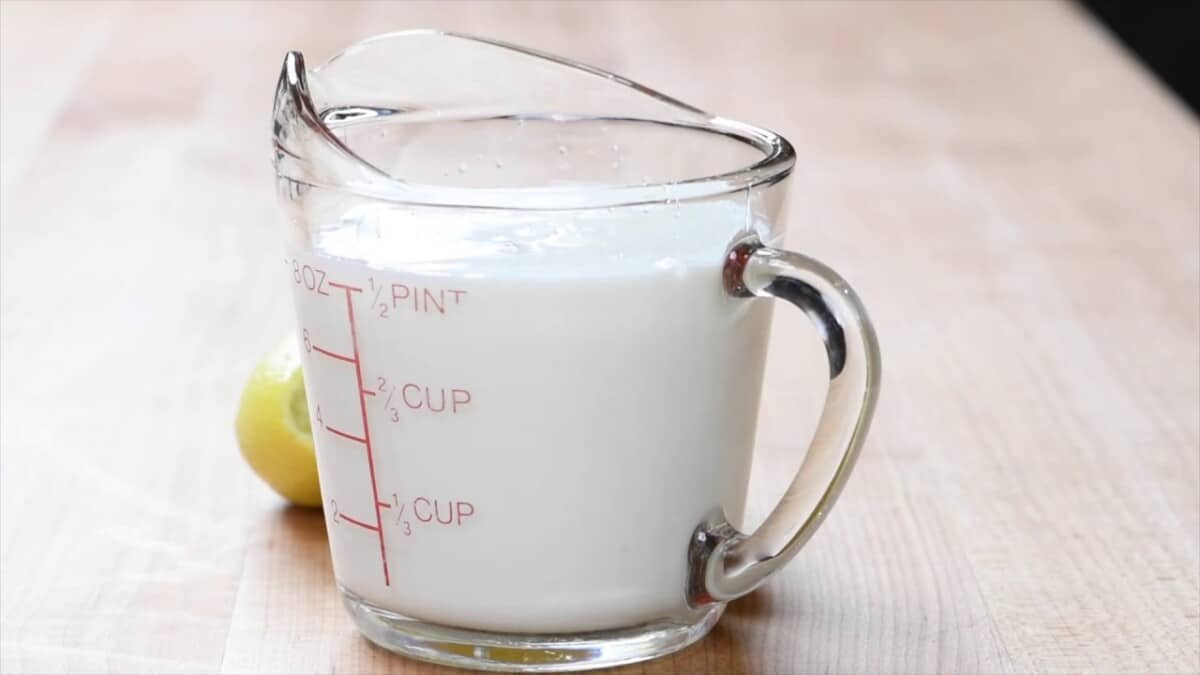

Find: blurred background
[1,2,1197,674]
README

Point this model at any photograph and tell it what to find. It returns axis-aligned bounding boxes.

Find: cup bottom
[340,586,724,672]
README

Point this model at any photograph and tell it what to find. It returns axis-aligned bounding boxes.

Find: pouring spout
[272,50,309,166]
[273,49,387,193]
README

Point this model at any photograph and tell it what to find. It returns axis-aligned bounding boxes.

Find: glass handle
[689,242,882,604]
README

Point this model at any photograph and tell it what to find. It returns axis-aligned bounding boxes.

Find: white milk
[288,200,775,633]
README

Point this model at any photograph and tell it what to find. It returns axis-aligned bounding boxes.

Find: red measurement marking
[377,501,391,508]
[325,425,366,444]
[338,513,380,532]
[362,390,376,397]
[338,284,391,587]
[313,344,355,363]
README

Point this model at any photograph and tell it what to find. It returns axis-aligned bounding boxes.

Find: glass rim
[291,31,796,211]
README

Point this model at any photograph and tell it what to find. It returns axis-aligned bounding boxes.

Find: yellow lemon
[235,336,322,507]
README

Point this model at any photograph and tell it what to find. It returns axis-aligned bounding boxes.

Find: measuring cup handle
[688,242,881,604]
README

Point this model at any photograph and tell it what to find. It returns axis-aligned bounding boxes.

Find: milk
[288,200,775,633]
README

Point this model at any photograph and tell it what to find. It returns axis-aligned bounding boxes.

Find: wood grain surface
[1,1,1197,673]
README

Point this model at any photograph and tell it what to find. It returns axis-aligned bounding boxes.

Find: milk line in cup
[328,494,477,539]
[304,345,474,422]
[289,254,483,588]
[289,257,468,318]
[374,377,472,422]
[301,276,392,586]
[368,276,468,318]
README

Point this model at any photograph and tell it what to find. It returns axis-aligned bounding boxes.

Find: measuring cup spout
[272,50,386,195]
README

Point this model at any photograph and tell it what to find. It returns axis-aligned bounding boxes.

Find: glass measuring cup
[273,31,880,672]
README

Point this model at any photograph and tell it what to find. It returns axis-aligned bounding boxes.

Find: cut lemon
[235,335,322,507]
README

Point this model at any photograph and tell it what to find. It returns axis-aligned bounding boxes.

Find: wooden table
[2,2,1197,673]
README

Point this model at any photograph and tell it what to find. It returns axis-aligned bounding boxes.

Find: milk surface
[288,200,775,633]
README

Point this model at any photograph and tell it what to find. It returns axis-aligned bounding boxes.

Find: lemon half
[235,336,322,507]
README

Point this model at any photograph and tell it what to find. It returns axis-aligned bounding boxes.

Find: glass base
[340,587,724,672]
